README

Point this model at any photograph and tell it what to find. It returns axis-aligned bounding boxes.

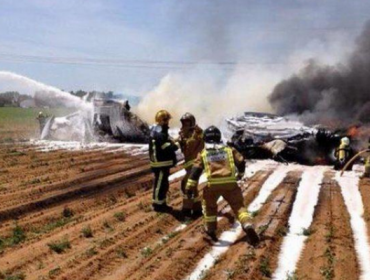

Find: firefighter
[334,137,353,171]
[178,113,204,218]
[149,110,179,212]
[36,111,47,134]
[185,126,259,245]
[361,138,370,178]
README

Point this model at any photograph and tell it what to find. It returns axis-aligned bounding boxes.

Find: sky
[0,0,369,96]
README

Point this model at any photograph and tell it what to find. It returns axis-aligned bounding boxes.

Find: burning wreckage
[226,112,356,166]
[40,98,150,143]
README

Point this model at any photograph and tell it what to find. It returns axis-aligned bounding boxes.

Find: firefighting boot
[181,208,192,218]
[153,203,173,213]
[203,229,218,242]
[242,223,260,246]
[192,201,203,219]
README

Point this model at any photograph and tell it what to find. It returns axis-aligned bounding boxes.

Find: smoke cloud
[269,20,370,127]
[135,65,280,128]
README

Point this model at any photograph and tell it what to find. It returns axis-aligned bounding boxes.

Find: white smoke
[0,71,90,109]
[135,65,280,128]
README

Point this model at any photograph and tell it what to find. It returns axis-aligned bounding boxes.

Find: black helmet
[204,125,222,144]
[180,112,196,127]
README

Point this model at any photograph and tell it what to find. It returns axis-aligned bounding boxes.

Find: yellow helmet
[155,110,172,124]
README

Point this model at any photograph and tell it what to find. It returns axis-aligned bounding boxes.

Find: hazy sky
[0,0,369,95]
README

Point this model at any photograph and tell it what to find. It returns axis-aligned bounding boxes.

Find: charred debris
[226,112,358,166]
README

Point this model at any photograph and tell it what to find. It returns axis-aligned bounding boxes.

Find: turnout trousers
[202,183,251,233]
[152,168,170,206]
[181,168,202,212]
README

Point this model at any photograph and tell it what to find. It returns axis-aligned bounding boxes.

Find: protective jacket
[186,144,245,190]
[334,143,354,171]
[149,125,178,169]
[179,125,204,170]
[335,143,352,162]
[185,143,251,234]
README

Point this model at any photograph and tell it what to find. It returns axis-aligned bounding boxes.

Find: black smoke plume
[269,20,370,127]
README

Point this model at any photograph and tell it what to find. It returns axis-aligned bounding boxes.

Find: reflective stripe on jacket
[149,125,178,168]
[186,145,245,189]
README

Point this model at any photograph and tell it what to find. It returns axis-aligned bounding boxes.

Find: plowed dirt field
[1,142,370,280]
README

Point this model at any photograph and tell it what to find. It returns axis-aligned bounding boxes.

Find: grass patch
[108,194,118,205]
[250,210,259,218]
[0,271,26,280]
[81,225,93,238]
[224,269,235,280]
[320,265,334,280]
[301,227,314,236]
[99,238,114,249]
[116,246,128,258]
[286,272,299,280]
[257,224,268,234]
[62,207,74,218]
[141,247,153,257]
[137,202,151,212]
[114,212,126,222]
[48,267,62,279]
[277,226,288,237]
[32,217,72,235]
[259,257,271,277]
[0,224,26,252]
[325,225,335,242]
[47,237,71,254]
[85,247,98,257]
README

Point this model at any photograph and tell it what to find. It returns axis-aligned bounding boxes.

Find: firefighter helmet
[180,112,196,127]
[341,137,350,146]
[155,110,172,124]
[204,126,222,144]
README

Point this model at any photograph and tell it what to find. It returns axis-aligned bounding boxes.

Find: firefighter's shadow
[168,209,189,222]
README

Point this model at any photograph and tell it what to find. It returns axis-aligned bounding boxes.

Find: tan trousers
[202,184,251,232]
[181,168,202,211]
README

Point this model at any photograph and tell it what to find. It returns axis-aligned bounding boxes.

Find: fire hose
[340,149,370,176]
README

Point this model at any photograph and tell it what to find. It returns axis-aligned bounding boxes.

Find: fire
[347,125,360,138]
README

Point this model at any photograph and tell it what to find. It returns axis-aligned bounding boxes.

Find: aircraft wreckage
[226,112,357,165]
[40,98,150,143]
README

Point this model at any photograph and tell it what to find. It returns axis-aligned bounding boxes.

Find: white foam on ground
[184,222,241,280]
[184,161,289,280]
[30,140,148,154]
[335,171,370,280]
[248,164,298,212]
[169,169,187,182]
[273,166,327,280]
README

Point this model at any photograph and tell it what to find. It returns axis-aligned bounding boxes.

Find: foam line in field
[184,161,287,280]
[335,171,370,280]
[248,164,296,212]
[273,166,327,280]
[169,169,186,182]
[184,222,242,280]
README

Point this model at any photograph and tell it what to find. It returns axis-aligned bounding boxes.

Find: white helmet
[341,137,350,146]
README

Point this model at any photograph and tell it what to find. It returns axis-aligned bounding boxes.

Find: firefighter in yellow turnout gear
[149,110,179,212]
[362,138,370,178]
[178,113,204,218]
[334,137,354,171]
[186,126,259,245]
